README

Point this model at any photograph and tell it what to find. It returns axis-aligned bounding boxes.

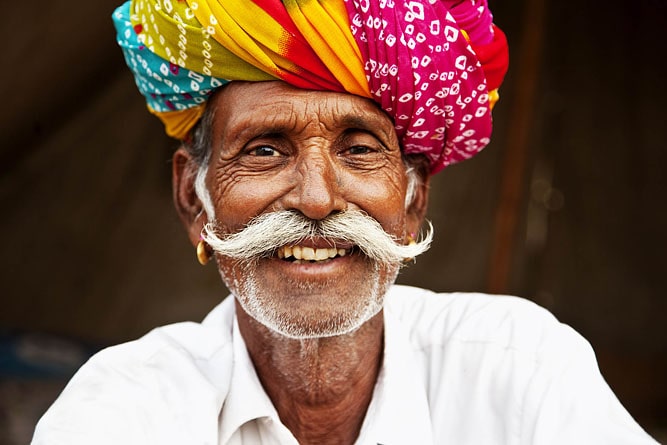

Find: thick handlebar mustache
[201,210,432,265]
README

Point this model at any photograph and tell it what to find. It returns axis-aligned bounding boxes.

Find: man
[33,0,657,444]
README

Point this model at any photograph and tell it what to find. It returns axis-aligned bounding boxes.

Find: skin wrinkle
[188,87,423,215]
[192,84,433,337]
[201,86,409,231]
[196,160,419,230]
[239,308,384,432]
[174,81,432,444]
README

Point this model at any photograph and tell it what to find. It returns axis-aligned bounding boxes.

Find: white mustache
[201,210,432,265]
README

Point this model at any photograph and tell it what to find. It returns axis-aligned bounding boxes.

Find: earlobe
[173,147,207,247]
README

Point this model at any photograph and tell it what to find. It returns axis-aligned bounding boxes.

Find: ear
[173,146,208,248]
[405,168,430,239]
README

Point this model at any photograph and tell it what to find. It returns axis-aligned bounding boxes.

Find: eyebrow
[337,115,375,130]
[335,113,395,142]
[226,105,396,146]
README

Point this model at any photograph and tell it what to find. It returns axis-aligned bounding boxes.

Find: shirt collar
[218,308,285,444]
[216,294,435,445]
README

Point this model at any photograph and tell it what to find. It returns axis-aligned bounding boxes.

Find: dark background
[1,0,665,442]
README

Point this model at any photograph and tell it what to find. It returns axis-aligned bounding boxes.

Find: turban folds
[113,0,508,173]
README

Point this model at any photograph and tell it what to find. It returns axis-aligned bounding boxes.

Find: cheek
[211,170,293,231]
[340,170,408,235]
[216,256,241,286]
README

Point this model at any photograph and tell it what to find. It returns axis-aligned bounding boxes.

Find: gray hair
[185,102,216,168]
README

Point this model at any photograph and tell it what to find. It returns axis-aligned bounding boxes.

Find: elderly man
[33,1,657,444]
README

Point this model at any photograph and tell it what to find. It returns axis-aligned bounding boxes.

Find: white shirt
[32,285,657,444]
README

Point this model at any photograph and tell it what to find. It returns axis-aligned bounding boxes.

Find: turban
[113,0,508,173]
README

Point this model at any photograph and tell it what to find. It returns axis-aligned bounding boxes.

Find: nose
[281,149,346,220]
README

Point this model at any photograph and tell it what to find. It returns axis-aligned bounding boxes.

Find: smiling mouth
[276,245,354,263]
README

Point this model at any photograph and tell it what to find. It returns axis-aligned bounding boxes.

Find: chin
[229,260,400,340]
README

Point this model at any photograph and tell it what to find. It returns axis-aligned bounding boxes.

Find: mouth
[276,245,355,264]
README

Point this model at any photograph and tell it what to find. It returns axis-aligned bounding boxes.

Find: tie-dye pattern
[112,0,508,172]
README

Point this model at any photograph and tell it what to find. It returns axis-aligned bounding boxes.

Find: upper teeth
[277,246,348,261]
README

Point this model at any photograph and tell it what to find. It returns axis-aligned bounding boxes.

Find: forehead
[207,81,398,142]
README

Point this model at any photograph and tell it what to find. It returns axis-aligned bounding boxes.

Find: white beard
[225,260,400,340]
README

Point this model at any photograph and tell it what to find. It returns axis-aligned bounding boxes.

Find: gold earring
[196,239,211,266]
[404,233,417,263]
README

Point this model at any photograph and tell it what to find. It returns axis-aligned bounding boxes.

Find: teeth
[302,247,315,260]
[277,245,351,261]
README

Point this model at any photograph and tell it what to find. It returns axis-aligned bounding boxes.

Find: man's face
[200,81,418,338]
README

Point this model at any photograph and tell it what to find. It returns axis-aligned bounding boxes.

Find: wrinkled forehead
[207,81,400,145]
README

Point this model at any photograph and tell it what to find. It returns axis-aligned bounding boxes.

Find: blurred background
[1,0,665,443]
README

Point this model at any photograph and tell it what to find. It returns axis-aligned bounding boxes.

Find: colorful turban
[113,0,508,173]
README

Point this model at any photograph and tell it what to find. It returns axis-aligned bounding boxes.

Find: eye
[348,145,373,155]
[248,145,281,157]
[340,130,386,158]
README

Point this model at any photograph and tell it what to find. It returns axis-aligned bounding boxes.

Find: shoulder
[385,285,658,444]
[385,284,574,358]
[32,298,235,444]
[384,285,583,422]
[80,295,235,390]
[384,284,595,397]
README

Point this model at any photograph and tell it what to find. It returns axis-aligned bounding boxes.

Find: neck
[235,300,384,445]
